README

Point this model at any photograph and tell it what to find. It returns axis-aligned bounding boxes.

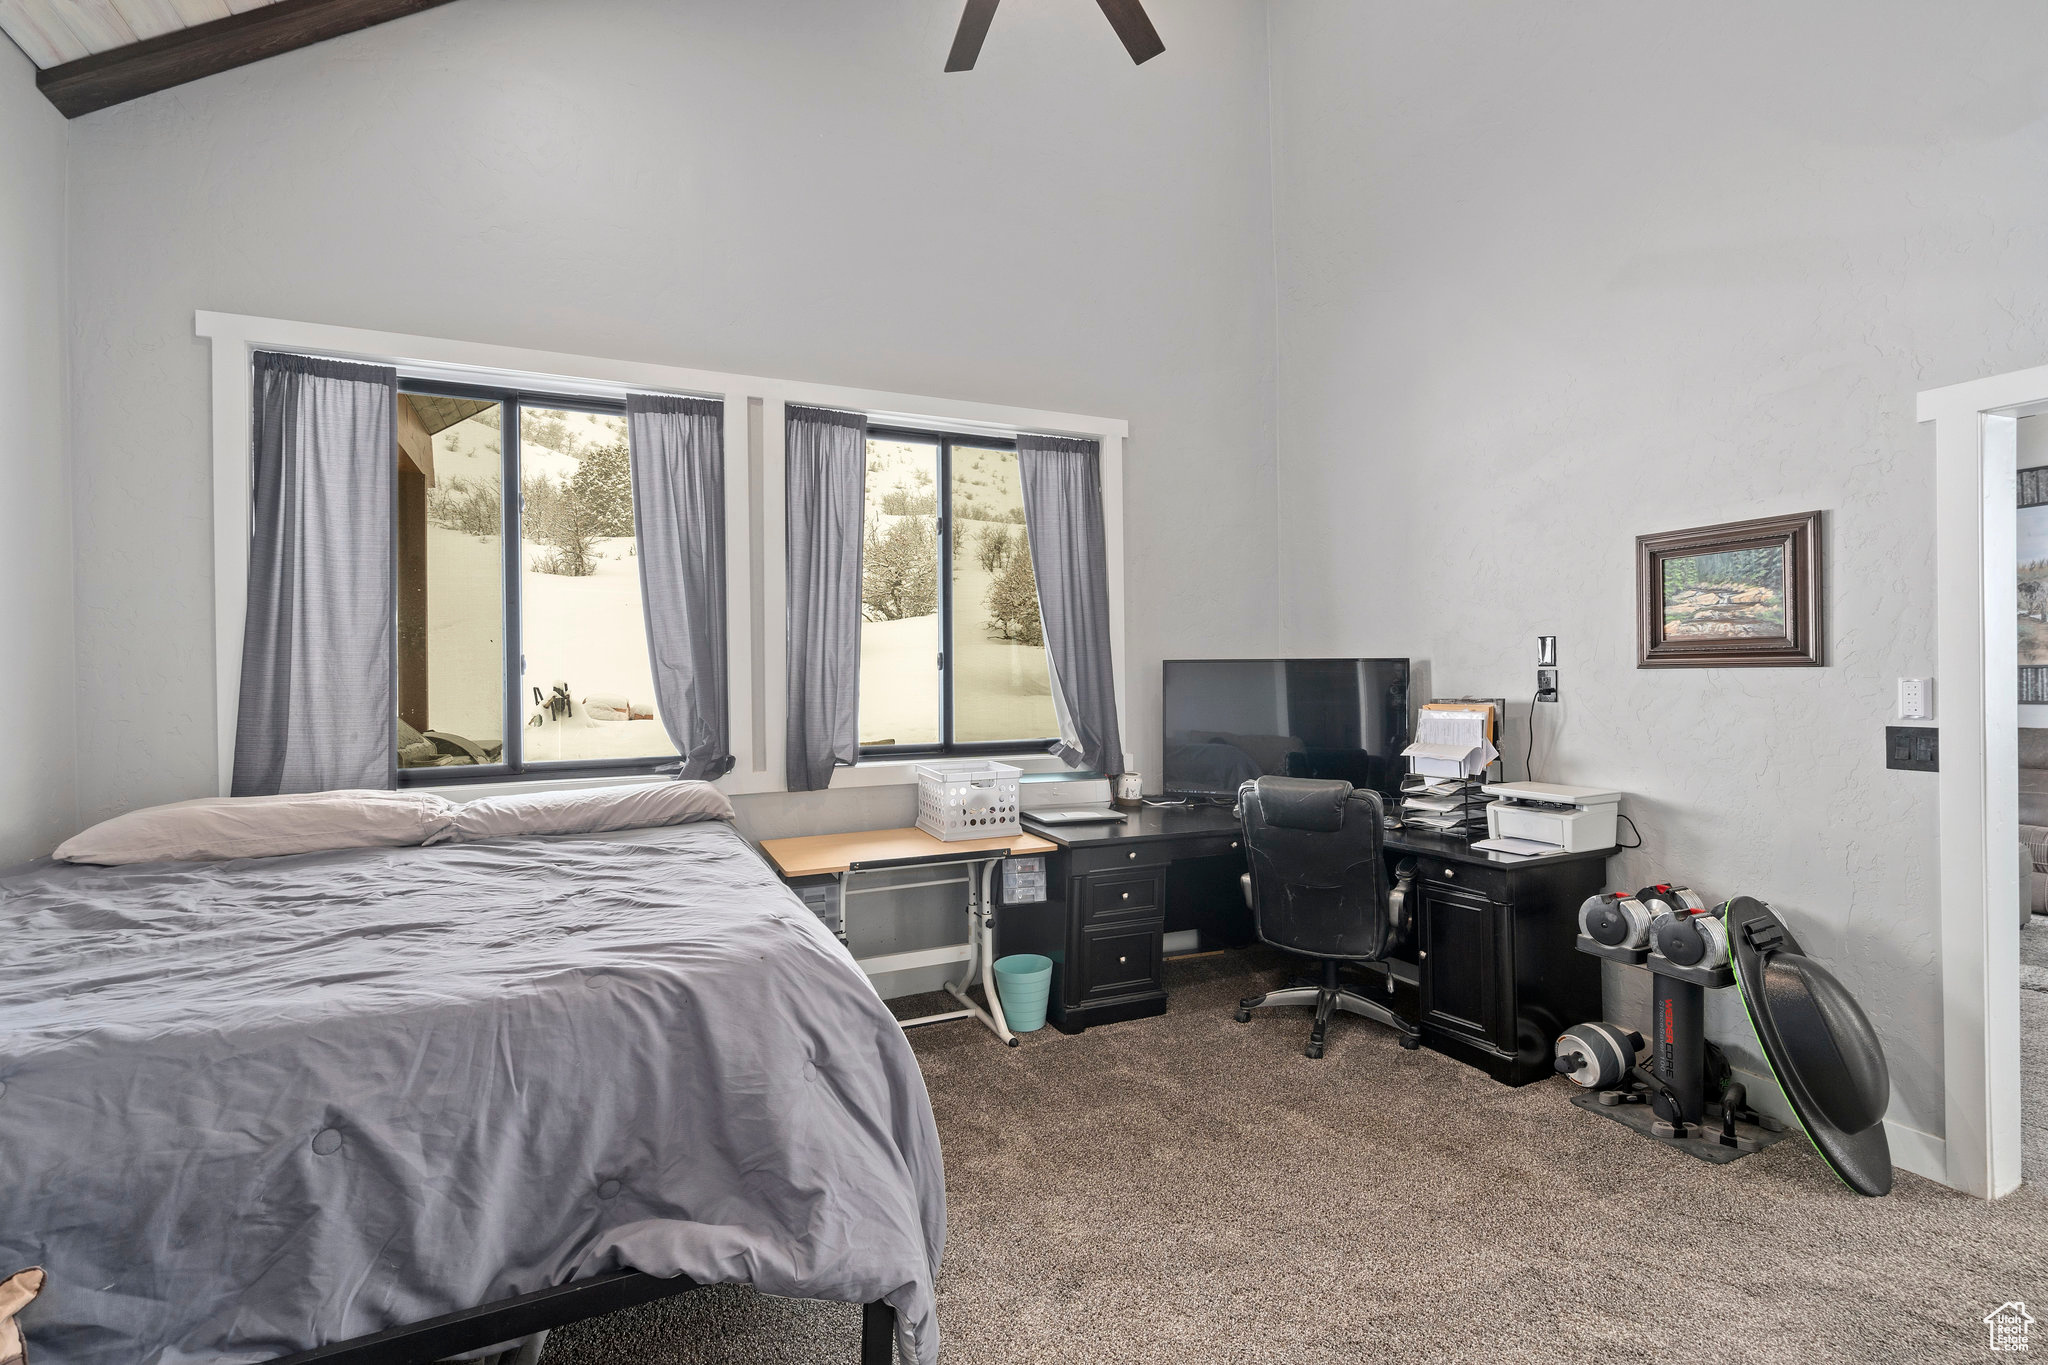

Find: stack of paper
[1406,778,1465,798]
[1401,709,1499,779]
[1401,794,1466,815]
[1470,835,1558,858]
[1403,810,1473,832]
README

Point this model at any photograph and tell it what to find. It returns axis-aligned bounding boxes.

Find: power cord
[1617,813,1643,849]
[1524,689,1542,782]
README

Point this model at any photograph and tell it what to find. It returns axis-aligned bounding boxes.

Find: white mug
[1114,771,1144,805]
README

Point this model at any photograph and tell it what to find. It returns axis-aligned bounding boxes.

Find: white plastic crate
[915,760,1022,841]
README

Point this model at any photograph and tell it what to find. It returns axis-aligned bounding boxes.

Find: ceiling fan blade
[946,0,1000,71]
[1094,0,1164,64]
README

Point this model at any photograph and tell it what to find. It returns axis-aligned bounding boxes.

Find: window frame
[202,312,1129,801]
[857,425,1061,762]
[393,379,677,788]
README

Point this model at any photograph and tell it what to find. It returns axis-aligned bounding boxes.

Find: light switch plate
[1886,726,1938,772]
[1897,677,1933,721]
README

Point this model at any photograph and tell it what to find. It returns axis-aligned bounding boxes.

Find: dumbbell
[1554,1021,1646,1089]
[1578,891,1653,950]
[1640,884,1727,970]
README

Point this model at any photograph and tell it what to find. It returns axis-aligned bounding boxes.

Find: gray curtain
[628,393,733,779]
[785,405,867,791]
[232,352,397,796]
[1019,434,1124,776]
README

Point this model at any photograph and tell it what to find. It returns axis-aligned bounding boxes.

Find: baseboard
[1741,1071,1948,1189]
[1884,1118,1947,1185]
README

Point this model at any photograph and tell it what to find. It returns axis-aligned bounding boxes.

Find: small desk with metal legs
[758,826,1058,1047]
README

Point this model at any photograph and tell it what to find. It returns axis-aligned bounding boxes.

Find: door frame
[1918,367,2037,1199]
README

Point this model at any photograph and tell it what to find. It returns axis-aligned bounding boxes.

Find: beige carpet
[2023,915,2048,1181]
[544,949,2048,1365]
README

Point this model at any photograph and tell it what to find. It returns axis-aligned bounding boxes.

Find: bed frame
[269,1270,895,1365]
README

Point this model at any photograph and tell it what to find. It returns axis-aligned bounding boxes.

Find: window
[858,429,1060,755]
[394,385,678,779]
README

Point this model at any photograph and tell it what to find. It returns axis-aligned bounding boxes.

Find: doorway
[2015,417,2048,1181]
[1920,371,2040,1199]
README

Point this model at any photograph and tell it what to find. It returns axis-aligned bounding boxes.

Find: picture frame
[2018,467,2048,702]
[1636,510,1823,668]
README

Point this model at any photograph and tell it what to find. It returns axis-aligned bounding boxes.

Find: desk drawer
[1073,844,1172,875]
[1176,833,1244,862]
[1078,921,1164,1002]
[1414,858,1505,901]
[1083,871,1162,923]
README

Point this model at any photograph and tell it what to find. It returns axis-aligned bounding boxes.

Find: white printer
[1479,781,1622,854]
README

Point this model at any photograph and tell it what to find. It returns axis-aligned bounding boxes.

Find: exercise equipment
[1635,883,1707,917]
[1646,888,1727,971]
[1553,1022,1643,1089]
[1570,889,1787,1165]
[1725,896,1893,1197]
[1577,892,1652,950]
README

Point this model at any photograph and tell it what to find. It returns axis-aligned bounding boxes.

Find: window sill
[408,770,681,802]
[405,753,1090,801]
[832,752,1081,789]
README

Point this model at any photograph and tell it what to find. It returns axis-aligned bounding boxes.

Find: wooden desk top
[758,826,1058,879]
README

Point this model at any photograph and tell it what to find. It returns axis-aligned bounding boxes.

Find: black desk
[1001,805,1614,1084]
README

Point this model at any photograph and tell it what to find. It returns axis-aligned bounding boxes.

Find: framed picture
[1636,510,1823,668]
[2019,468,2048,702]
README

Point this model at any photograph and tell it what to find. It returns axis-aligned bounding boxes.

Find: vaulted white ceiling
[0,0,289,67]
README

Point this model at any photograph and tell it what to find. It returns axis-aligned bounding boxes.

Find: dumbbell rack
[1571,937,1790,1165]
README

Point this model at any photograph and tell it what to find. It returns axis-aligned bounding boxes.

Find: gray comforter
[0,822,945,1364]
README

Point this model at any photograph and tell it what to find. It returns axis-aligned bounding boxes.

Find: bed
[0,819,945,1365]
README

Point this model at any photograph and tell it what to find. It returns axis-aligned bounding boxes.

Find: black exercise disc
[1726,896,1893,1197]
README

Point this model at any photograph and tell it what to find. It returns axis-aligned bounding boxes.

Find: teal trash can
[993,953,1053,1033]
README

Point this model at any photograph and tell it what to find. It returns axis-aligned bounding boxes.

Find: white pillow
[452,780,735,842]
[54,790,460,865]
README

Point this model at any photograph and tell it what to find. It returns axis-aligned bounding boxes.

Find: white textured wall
[0,42,75,865]
[62,0,1279,828]
[1269,0,2048,1142]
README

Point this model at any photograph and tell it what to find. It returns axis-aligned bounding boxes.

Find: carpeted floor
[2022,915,2048,1181]
[543,949,2048,1365]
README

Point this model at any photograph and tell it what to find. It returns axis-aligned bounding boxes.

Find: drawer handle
[1231,840,1239,849]
[1118,955,1128,964]
[1127,851,1138,860]
[1121,891,1130,900]
[1442,868,1456,879]
[1419,950,1428,960]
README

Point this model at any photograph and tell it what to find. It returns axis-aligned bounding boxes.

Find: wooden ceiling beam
[37,0,459,118]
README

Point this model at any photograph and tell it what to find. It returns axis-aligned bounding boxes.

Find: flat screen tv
[1161,658,1412,800]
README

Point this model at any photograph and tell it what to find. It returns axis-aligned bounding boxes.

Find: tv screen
[1161,658,1412,800]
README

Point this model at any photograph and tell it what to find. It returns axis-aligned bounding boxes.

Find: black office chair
[1232,776,1420,1059]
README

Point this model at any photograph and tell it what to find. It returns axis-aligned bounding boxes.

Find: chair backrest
[1238,775,1394,961]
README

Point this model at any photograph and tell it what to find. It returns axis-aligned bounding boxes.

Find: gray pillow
[452,780,735,842]
[53,791,459,865]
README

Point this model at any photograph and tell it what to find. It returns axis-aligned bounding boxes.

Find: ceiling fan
[946,0,1164,71]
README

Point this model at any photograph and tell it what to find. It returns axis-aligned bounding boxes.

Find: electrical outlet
[1897,677,1933,721]
[1536,668,1559,701]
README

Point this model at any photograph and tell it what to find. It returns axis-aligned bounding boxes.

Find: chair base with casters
[1235,958,1423,1059]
